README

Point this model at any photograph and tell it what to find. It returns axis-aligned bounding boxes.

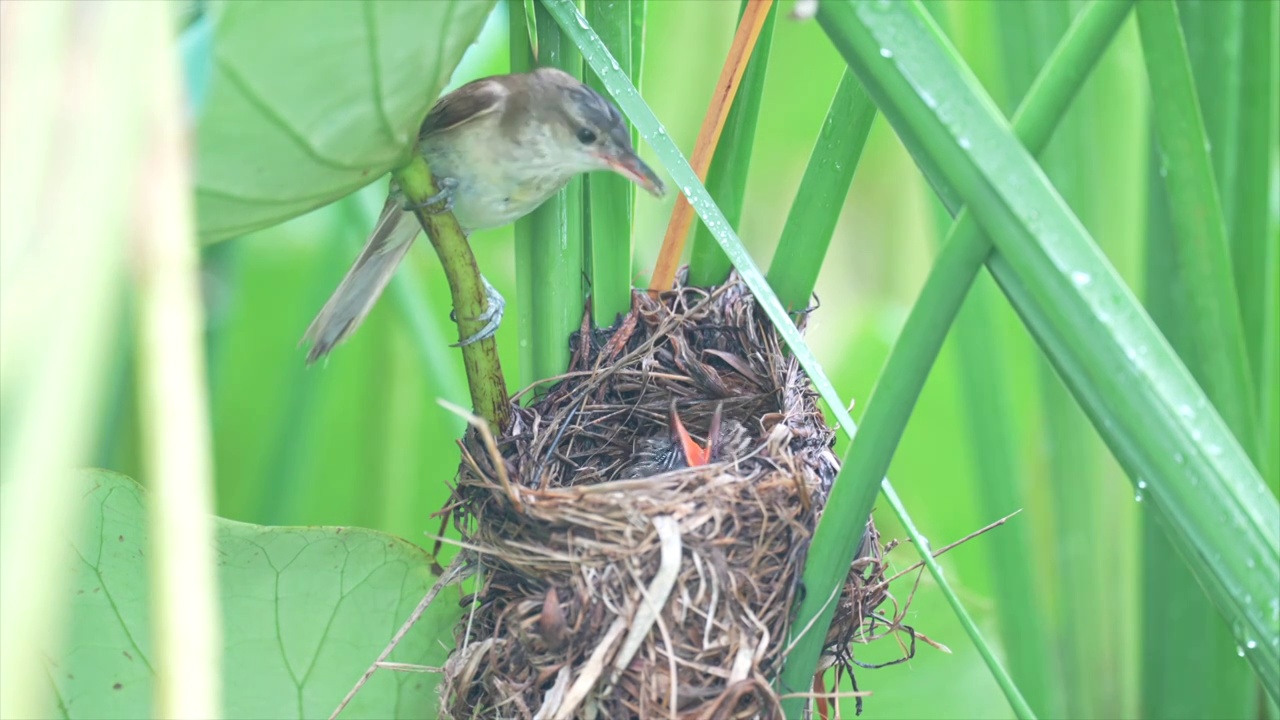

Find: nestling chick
[623,402,750,479]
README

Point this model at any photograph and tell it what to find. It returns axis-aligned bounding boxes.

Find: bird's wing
[419,77,509,138]
[302,196,418,363]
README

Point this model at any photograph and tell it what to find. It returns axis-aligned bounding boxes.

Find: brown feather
[302,196,418,363]
[419,77,509,138]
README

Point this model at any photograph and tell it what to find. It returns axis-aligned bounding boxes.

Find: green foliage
[7,1,1278,718]
[785,0,1278,715]
[48,471,457,719]
[194,0,496,241]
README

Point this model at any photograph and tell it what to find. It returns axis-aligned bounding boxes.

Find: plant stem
[780,2,1135,717]
[393,157,509,431]
[765,68,875,312]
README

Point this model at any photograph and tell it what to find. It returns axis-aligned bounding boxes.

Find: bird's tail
[302,197,418,363]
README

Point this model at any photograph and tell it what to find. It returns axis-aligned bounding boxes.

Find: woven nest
[439,273,914,719]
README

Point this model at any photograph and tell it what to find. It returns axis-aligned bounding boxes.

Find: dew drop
[1071,271,1092,286]
[880,47,893,58]
[958,136,972,150]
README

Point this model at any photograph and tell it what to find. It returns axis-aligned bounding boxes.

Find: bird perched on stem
[304,67,666,363]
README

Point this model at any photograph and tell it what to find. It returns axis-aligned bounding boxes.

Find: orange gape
[671,402,722,467]
[672,411,712,467]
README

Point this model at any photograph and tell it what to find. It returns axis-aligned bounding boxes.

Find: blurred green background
[75,1,1274,718]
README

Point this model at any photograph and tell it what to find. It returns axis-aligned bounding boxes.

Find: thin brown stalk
[647,0,774,293]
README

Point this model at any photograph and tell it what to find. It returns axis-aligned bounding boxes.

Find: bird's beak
[602,149,665,197]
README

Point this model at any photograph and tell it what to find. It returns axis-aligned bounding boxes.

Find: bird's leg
[395,176,459,215]
[451,274,505,347]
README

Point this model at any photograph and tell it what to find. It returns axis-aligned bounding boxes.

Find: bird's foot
[399,177,459,215]
[451,274,504,347]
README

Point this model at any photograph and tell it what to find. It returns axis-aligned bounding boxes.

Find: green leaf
[49,471,458,719]
[193,0,496,242]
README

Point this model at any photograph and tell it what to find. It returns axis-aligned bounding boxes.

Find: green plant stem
[1140,3,1261,716]
[513,0,584,387]
[136,4,224,716]
[1232,0,1276,436]
[765,69,876,312]
[586,0,635,327]
[0,4,156,717]
[393,157,509,431]
[687,0,777,288]
[778,3,1136,717]
[989,4,1088,717]
[1141,127,1257,719]
[815,0,1277,701]
[1136,0,1258,458]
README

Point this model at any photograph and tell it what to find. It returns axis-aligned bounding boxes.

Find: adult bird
[304,67,665,363]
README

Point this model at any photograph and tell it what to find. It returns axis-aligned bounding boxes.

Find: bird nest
[439,273,911,719]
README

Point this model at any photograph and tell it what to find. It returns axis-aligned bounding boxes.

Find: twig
[875,510,1021,590]
[329,557,473,720]
[439,399,523,513]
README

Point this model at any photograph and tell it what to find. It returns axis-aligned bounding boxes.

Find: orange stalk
[648,0,775,293]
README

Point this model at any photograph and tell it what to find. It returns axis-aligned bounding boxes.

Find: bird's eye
[576,128,597,144]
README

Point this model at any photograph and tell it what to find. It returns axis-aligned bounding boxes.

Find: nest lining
[441,274,908,719]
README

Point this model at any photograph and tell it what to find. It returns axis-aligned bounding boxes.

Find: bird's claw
[398,177,459,215]
[451,275,504,347]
